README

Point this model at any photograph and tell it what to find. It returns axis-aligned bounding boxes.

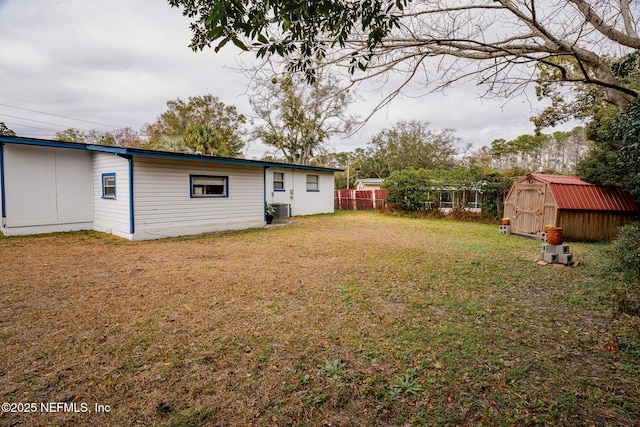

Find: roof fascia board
[0,135,88,151]
[119,148,342,172]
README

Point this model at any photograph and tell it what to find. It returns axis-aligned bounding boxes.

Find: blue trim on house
[0,136,343,173]
[125,156,135,235]
[189,174,229,198]
[306,174,320,192]
[0,143,5,220]
[101,173,116,199]
[263,167,267,221]
[112,154,135,235]
[272,171,286,192]
[0,137,90,152]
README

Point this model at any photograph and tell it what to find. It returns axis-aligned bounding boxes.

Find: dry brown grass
[1,211,638,426]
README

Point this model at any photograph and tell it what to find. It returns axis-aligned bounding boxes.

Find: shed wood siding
[506,181,546,236]
[2,144,93,235]
[92,153,131,238]
[542,185,557,228]
[557,210,637,241]
[133,158,264,239]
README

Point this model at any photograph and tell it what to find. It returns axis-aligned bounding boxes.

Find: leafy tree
[55,128,116,145]
[476,171,513,220]
[250,71,355,165]
[153,135,194,153]
[145,94,246,157]
[609,222,640,284]
[605,222,640,336]
[184,124,236,156]
[577,97,640,202]
[0,122,16,136]
[487,128,589,173]
[332,151,357,189]
[112,126,144,148]
[609,100,640,202]
[533,52,640,131]
[575,139,623,187]
[53,127,143,147]
[358,120,458,178]
[464,145,493,170]
[170,0,640,112]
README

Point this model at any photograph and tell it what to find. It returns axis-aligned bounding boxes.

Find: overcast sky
[0,0,576,159]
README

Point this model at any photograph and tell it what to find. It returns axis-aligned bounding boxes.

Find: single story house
[503,173,639,241]
[354,177,384,191]
[422,184,483,212]
[0,136,341,240]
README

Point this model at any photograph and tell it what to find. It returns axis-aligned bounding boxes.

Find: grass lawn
[1,211,638,426]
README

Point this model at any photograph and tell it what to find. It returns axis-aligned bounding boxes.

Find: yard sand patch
[1,211,638,426]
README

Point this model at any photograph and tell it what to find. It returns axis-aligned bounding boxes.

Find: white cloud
[0,0,578,159]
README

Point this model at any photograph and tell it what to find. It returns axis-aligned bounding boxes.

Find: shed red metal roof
[530,174,591,186]
[519,174,639,212]
[550,184,638,211]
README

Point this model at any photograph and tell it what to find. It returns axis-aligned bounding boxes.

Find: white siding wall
[92,152,131,238]
[1,144,93,236]
[132,158,265,240]
[266,168,294,213]
[266,168,335,216]
[1,144,336,240]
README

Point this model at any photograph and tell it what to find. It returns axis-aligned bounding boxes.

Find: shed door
[512,184,544,235]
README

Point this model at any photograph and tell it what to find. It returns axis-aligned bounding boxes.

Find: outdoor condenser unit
[271,203,290,218]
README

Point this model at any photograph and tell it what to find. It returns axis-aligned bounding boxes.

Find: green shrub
[609,222,640,283]
[382,168,431,211]
[607,222,640,334]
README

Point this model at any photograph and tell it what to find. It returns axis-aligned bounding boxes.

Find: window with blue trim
[273,172,285,191]
[306,174,319,192]
[102,173,116,199]
[191,175,228,197]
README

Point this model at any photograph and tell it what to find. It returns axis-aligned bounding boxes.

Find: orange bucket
[546,227,563,245]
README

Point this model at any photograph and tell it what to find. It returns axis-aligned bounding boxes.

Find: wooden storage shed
[503,174,638,241]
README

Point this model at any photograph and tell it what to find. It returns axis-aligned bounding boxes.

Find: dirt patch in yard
[1,212,638,426]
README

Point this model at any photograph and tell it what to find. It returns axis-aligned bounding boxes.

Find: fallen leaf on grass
[604,339,619,352]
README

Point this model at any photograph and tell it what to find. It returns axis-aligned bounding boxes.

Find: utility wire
[1,120,59,133]
[0,113,85,129]
[0,102,121,129]
[0,94,137,128]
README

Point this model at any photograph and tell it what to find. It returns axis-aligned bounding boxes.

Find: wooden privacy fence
[335,189,389,211]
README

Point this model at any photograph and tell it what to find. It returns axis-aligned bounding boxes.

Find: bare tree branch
[620,0,638,39]
[172,0,640,112]
[567,0,640,48]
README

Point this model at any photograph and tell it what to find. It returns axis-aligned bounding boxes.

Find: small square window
[273,172,285,191]
[306,174,319,192]
[102,173,116,199]
[191,175,228,197]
